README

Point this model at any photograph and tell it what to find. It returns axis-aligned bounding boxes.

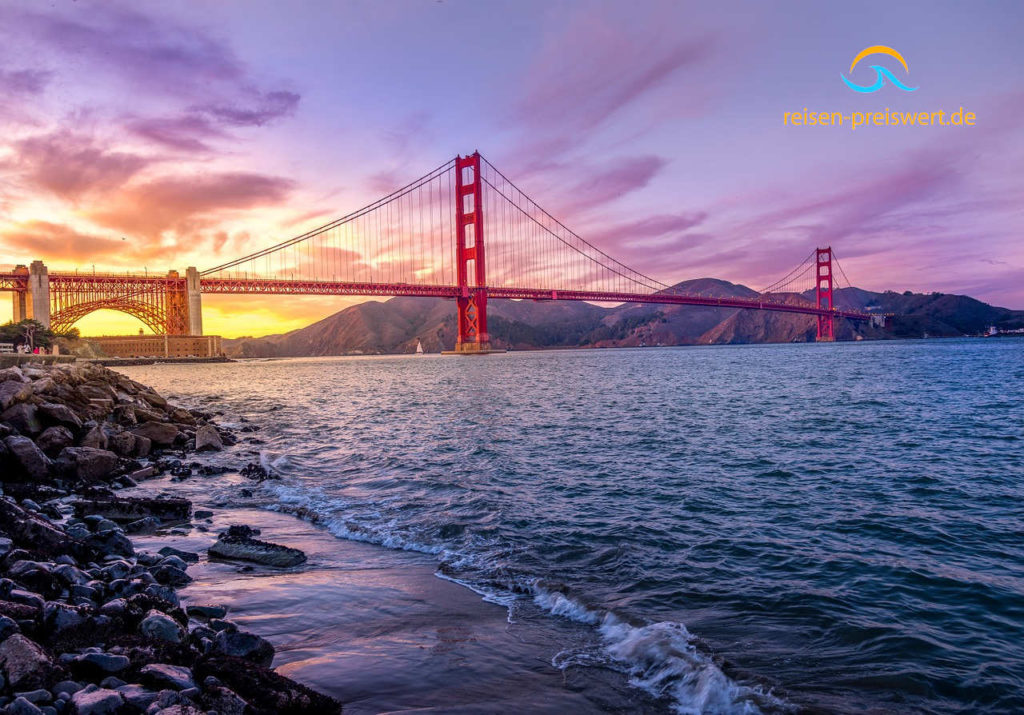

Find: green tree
[0,319,74,350]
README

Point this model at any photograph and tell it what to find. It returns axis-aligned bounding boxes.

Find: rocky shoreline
[0,362,342,714]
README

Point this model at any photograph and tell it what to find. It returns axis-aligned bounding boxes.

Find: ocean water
[120,338,1024,713]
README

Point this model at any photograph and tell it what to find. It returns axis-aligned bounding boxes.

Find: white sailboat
[415,339,424,354]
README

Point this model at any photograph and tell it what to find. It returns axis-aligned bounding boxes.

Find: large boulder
[132,421,179,446]
[139,663,195,690]
[54,447,120,483]
[0,634,55,690]
[77,422,108,450]
[0,379,33,411]
[194,424,224,452]
[1,403,43,436]
[71,496,191,523]
[70,687,125,715]
[35,426,74,458]
[139,609,184,644]
[106,431,136,457]
[213,630,275,667]
[209,530,306,568]
[36,402,83,431]
[0,500,83,560]
[3,436,52,481]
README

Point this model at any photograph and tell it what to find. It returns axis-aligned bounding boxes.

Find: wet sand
[126,475,662,714]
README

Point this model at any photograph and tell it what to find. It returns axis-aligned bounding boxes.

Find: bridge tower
[186,266,203,335]
[28,261,51,329]
[816,247,834,342]
[11,265,28,323]
[453,152,491,352]
[164,270,190,335]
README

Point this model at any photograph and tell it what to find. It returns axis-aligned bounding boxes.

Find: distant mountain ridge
[222,279,1024,357]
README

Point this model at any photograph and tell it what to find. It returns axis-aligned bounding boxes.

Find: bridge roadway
[1,269,874,331]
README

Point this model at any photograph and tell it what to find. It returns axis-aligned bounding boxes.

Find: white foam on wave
[531,583,784,714]
[256,473,786,714]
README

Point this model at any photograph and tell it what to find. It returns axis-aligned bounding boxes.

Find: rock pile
[0,364,341,714]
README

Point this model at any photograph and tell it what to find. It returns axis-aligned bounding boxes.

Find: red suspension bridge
[2,152,877,348]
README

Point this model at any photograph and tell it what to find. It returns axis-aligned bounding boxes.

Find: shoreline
[0,361,341,714]
[0,360,672,714]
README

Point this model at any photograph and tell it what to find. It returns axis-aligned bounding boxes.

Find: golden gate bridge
[1,152,875,349]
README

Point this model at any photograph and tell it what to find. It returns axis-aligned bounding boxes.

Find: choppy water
[120,338,1024,713]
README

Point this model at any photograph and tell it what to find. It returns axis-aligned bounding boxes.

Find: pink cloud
[9,130,153,200]
[88,172,295,237]
[126,115,227,153]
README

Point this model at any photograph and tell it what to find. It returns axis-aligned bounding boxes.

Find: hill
[222,281,1024,357]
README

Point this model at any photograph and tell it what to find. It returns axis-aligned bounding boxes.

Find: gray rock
[70,687,125,715]
[52,680,84,695]
[0,614,19,640]
[43,602,89,634]
[204,685,248,715]
[3,436,52,481]
[185,604,226,620]
[6,696,43,715]
[54,447,120,483]
[106,432,136,458]
[157,555,188,571]
[77,423,108,450]
[131,435,152,458]
[131,422,179,447]
[157,547,199,564]
[193,425,223,452]
[143,584,179,608]
[84,530,134,558]
[53,564,90,587]
[208,534,306,568]
[0,379,33,411]
[139,663,195,691]
[98,599,127,617]
[74,652,130,673]
[0,536,13,556]
[35,426,74,458]
[212,629,275,667]
[139,610,183,644]
[0,634,53,690]
[1,403,42,436]
[124,517,161,534]
[116,683,159,710]
[9,590,44,612]
[14,689,50,704]
[37,403,82,431]
[93,518,119,533]
[151,565,191,586]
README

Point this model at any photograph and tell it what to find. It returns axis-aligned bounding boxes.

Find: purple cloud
[9,130,153,200]
[196,89,300,127]
[559,156,668,214]
[126,115,227,153]
[88,171,295,237]
[0,67,51,95]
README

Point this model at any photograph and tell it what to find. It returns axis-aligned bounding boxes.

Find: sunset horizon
[2,1,1022,339]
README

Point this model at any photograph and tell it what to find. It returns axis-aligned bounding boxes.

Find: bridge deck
[0,273,874,320]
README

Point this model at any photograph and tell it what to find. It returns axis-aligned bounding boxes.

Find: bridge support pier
[451,152,492,353]
[815,247,834,342]
[28,260,50,329]
[186,267,203,335]
[12,265,28,323]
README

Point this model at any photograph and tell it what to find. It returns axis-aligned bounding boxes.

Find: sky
[0,0,1022,337]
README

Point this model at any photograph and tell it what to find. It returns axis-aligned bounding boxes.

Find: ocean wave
[254,474,784,714]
